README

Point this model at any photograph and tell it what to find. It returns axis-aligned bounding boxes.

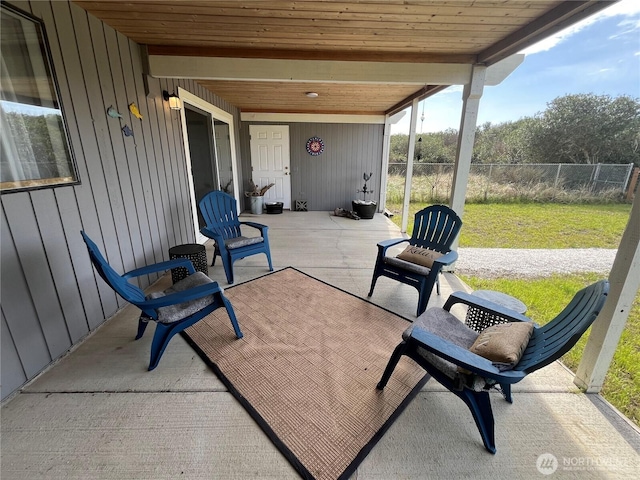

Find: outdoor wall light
[162,90,182,110]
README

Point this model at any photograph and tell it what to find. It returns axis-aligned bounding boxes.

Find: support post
[574,190,640,392]
[401,97,420,233]
[449,64,486,250]
[379,115,392,212]
[626,167,639,201]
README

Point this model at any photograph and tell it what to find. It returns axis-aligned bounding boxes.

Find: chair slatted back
[81,231,146,305]
[199,191,243,240]
[411,205,462,252]
[516,280,609,373]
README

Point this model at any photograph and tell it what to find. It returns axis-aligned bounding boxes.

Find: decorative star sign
[129,103,143,120]
[106,105,122,118]
[122,125,134,137]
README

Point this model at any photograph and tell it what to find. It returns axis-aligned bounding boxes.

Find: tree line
[390,93,640,167]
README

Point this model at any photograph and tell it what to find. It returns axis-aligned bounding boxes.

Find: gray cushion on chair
[225,236,263,250]
[384,256,432,275]
[147,272,217,323]
[404,308,481,389]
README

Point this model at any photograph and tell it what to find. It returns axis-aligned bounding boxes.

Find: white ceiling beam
[149,55,473,85]
[149,53,523,88]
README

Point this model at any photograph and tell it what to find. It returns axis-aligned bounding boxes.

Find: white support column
[450,64,487,221]
[379,115,392,212]
[574,191,640,392]
[401,97,420,233]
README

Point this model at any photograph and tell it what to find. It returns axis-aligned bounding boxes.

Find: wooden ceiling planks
[196,80,418,114]
[74,0,558,55]
[72,0,614,115]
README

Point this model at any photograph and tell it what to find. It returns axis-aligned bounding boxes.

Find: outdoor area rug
[182,267,429,480]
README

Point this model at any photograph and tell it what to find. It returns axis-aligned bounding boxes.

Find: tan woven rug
[183,268,428,480]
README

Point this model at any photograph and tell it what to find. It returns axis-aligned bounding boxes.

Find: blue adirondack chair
[199,191,273,284]
[376,280,609,453]
[81,231,242,370]
[368,205,462,316]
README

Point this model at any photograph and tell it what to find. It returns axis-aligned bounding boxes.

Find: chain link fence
[386,163,635,204]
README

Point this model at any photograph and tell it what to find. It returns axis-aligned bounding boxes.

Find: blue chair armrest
[240,221,269,233]
[444,291,532,323]
[433,250,458,266]
[141,281,224,309]
[377,238,409,256]
[408,326,527,384]
[377,237,408,248]
[124,259,196,279]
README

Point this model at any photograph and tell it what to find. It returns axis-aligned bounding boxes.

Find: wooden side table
[465,289,527,331]
[168,243,208,283]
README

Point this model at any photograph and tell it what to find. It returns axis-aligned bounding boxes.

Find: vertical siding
[1,311,27,396]
[0,0,242,400]
[0,206,52,377]
[240,122,384,211]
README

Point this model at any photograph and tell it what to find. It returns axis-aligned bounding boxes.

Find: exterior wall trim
[241,112,385,124]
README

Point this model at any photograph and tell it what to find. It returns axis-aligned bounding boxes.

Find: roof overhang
[74,0,618,116]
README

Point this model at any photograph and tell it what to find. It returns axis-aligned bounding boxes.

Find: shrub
[385,167,626,207]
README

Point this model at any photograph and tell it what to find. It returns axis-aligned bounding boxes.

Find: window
[0,2,77,193]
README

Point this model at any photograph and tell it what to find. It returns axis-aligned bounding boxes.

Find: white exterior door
[249,125,291,209]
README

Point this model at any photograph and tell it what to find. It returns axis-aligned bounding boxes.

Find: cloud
[520,0,640,55]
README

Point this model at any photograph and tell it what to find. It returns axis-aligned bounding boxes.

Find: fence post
[554,164,562,189]
[591,163,601,192]
[486,164,493,201]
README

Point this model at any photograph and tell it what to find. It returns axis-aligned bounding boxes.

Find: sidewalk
[456,247,616,278]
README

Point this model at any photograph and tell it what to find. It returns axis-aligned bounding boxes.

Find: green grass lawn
[387,201,638,425]
[386,203,631,248]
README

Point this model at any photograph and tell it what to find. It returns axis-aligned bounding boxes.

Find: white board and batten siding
[0,1,242,400]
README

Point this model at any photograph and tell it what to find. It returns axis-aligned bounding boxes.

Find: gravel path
[455,248,617,278]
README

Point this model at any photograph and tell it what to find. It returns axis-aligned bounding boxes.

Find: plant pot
[265,202,283,214]
[352,200,377,219]
[248,195,263,214]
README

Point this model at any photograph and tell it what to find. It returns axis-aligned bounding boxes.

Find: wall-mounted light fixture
[305,92,319,98]
[163,90,182,110]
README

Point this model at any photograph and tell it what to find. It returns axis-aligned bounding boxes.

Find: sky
[391,0,640,134]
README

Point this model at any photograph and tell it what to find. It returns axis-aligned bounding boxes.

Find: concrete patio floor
[2,211,639,479]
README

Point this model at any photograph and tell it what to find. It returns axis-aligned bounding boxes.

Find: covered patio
[3,0,636,403]
[2,1,639,477]
[2,212,639,478]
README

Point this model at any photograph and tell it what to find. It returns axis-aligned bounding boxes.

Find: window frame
[0,1,79,194]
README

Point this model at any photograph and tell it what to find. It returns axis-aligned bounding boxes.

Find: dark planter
[265,202,284,214]
[352,201,377,219]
